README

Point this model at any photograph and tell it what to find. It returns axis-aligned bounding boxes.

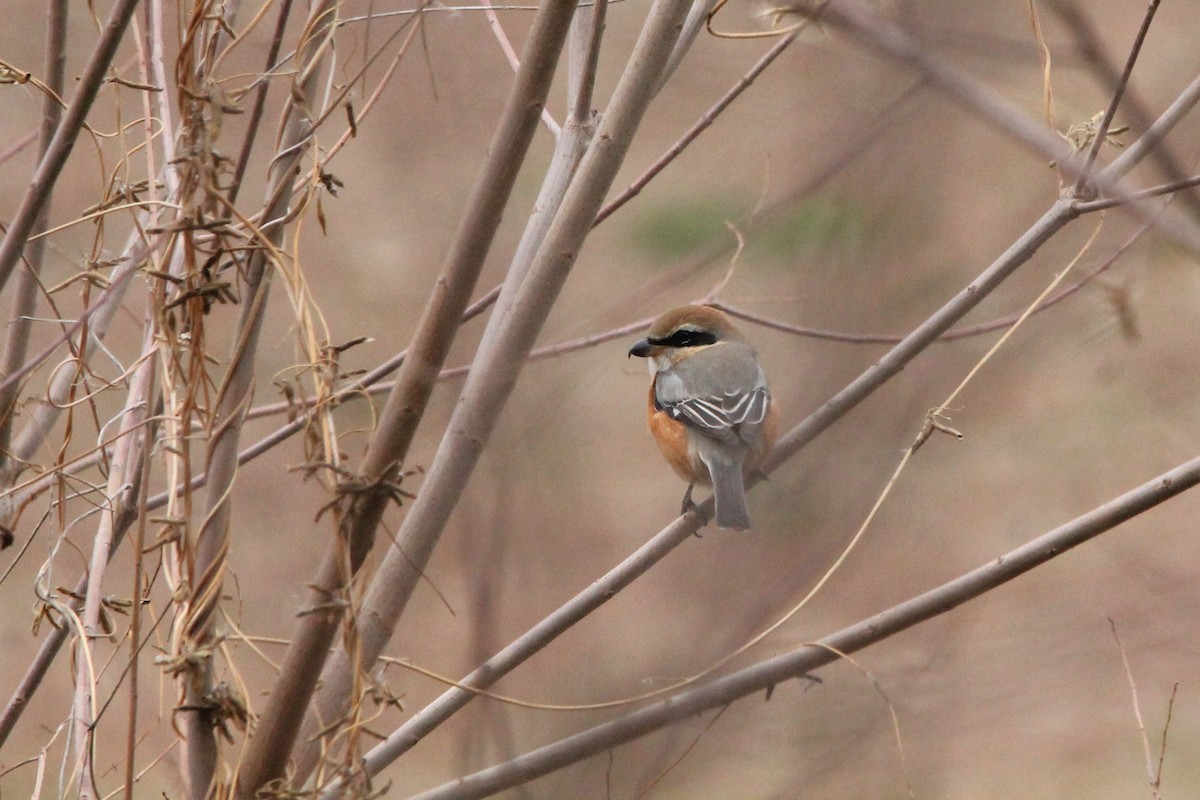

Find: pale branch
[595,18,804,227]
[1046,0,1200,216]
[304,0,697,789]
[567,0,606,123]
[1071,0,1159,194]
[401,451,1200,800]
[713,217,1151,343]
[179,3,338,796]
[228,0,296,205]
[656,0,716,95]
[235,1,581,793]
[0,0,140,295]
[482,0,562,136]
[0,130,37,166]
[467,22,601,391]
[791,0,1074,165]
[71,329,158,800]
[1075,173,1200,213]
[1100,71,1200,185]
[0,0,69,462]
[792,0,1200,253]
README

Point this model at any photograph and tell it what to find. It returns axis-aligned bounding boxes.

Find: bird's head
[628,305,744,373]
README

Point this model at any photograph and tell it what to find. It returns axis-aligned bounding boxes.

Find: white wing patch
[666,388,769,439]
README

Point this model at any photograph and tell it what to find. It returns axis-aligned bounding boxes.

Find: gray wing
[655,342,770,444]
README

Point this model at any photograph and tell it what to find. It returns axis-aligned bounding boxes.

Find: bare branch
[1100,71,1200,184]
[595,21,804,227]
[178,3,339,795]
[0,0,69,462]
[0,0,140,295]
[1046,0,1200,215]
[713,216,1150,343]
[402,453,1200,800]
[306,0,698,789]
[235,1,580,793]
[228,0,297,204]
[1072,0,1160,195]
[786,0,1200,252]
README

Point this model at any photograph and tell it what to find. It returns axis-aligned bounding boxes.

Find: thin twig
[1072,0,1160,197]
[1075,173,1200,213]
[1108,618,1159,800]
[482,0,561,136]
[122,398,155,800]
[716,216,1141,344]
[0,0,141,295]
[228,0,296,204]
[1155,682,1179,794]
[1046,0,1200,215]
[595,22,802,226]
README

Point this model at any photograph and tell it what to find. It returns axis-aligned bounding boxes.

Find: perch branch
[402,451,1200,800]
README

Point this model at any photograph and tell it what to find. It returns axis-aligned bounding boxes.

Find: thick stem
[305,0,694,790]
[236,1,580,794]
[179,4,337,796]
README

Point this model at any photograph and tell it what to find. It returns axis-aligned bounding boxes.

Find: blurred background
[2,0,1200,797]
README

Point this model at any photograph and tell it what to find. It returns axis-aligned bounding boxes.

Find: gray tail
[710,460,752,530]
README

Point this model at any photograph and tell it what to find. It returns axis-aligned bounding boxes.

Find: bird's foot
[679,484,707,536]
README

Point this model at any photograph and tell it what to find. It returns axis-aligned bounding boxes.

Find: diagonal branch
[0,0,69,464]
[303,0,697,791]
[788,0,1200,253]
[1071,0,1159,194]
[400,451,1200,800]
[234,1,580,794]
[0,0,141,296]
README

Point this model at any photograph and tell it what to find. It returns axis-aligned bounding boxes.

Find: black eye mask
[651,329,718,348]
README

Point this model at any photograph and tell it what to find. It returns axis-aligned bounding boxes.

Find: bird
[628,305,777,530]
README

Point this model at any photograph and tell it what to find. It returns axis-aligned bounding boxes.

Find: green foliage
[627,198,741,260]
[753,196,868,261]
[627,194,871,264]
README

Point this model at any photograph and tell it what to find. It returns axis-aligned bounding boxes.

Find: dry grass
[1,1,1199,798]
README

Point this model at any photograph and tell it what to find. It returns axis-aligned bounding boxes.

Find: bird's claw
[679,484,707,536]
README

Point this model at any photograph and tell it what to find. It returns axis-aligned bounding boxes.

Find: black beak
[628,338,653,358]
